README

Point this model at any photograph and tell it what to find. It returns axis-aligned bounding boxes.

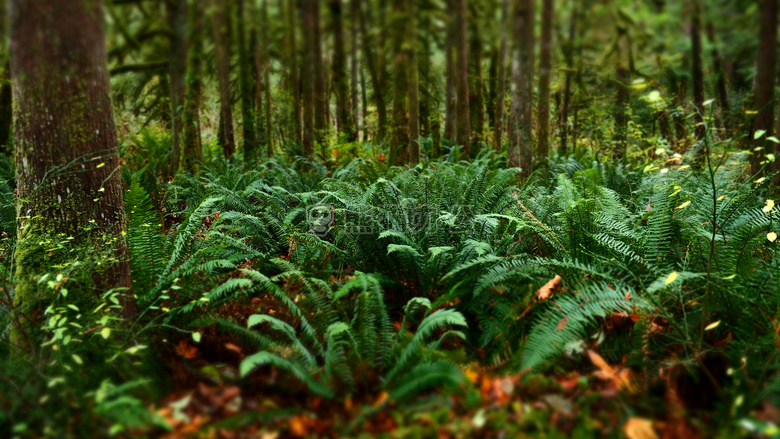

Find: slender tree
[443,1,457,143]
[313,0,328,148]
[237,0,258,163]
[492,0,509,151]
[359,2,388,142]
[751,0,779,176]
[287,0,302,144]
[11,0,136,344]
[468,5,484,147]
[559,0,576,156]
[407,0,420,164]
[508,0,534,175]
[167,0,188,174]
[262,0,274,156]
[180,0,205,173]
[454,0,471,154]
[331,0,356,141]
[300,0,316,157]
[536,0,553,162]
[706,21,729,129]
[390,0,410,164]
[690,0,706,142]
[211,0,236,158]
[350,0,360,140]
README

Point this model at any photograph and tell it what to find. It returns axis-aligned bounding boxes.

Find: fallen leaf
[624,417,659,439]
[705,321,721,331]
[768,232,777,242]
[289,415,308,437]
[536,275,562,300]
[176,339,198,359]
[664,272,679,285]
[374,391,389,407]
[557,317,569,332]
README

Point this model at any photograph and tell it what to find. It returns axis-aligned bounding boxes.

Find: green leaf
[192,332,201,343]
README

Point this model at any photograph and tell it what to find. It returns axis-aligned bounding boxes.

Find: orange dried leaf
[556,317,569,332]
[536,275,562,300]
[623,417,658,439]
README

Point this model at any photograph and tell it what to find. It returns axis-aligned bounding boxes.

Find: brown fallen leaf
[537,274,562,300]
[175,339,198,359]
[556,317,569,332]
[624,417,658,439]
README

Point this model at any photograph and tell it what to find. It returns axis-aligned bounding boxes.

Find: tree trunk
[211,0,236,158]
[180,0,204,173]
[390,0,410,164]
[751,0,779,177]
[262,0,274,157]
[167,0,188,175]
[690,0,706,142]
[492,0,509,151]
[443,2,457,143]
[252,29,267,152]
[288,0,302,144]
[454,0,471,155]
[237,0,258,163]
[313,0,328,149]
[559,0,576,156]
[300,0,316,157]
[11,0,136,345]
[536,0,553,163]
[350,0,360,141]
[331,0,355,141]
[706,21,729,130]
[509,0,534,175]
[468,7,484,148]
[359,2,388,142]
[407,0,420,164]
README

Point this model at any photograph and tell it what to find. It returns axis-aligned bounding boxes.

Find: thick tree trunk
[468,7,484,148]
[262,1,274,157]
[690,0,706,142]
[390,0,410,164]
[350,0,360,141]
[536,0,553,163]
[300,0,316,157]
[492,0,509,151]
[706,21,729,129]
[559,0,576,156]
[454,0,471,155]
[252,29,267,152]
[407,0,420,164]
[167,0,188,175]
[237,0,258,163]
[509,0,534,175]
[313,0,328,149]
[443,3,457,143]
[751,0,779,176]
[288,0,302,144]
[211,0,236,158]
[331,0,355,141]
[11,0,136,345]
[180,0,204,173]
[359,2,388,142]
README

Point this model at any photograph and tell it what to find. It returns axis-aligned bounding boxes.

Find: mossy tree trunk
[313,0,328,149]
[287,0,302,145]
[690,0,706,143]
[167,0,188,176]
[407,0,420,164]
[300,0,316,157]
[179,0,204,173]
[331,0,356,142]
[443,1,456,144]
[535,0,553,163]
[508,0,534,175]
[359,2,388,142]
[492,0,509,151]
[236,0,258,163]
[0,0,12,155]
[210,0,236,159]
[467,5,484,150]
[390,0,410,165]
[559,0,576,156]
[454,0,471,155]
[750,0,778,177]
[350,0,360,140]
[261,0,274,157]
[10,0,136,345]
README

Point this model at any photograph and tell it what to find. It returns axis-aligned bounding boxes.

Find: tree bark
[287,0,302,144]
[508,0,534,175]
[359,2,388,142]
[559,0,576,156]
[390,0,410,164]
[750,0,779,177]
[331,0,356,141]
[536,0,553,163]
[443,1,457,143]
[167,0,188,175]
[468,6,484,148]
[690,0,706,142]
[706,21,729,130]
[180,0,204,173]
[11,0,136,345]
[210,0,236,158]
[454,0,471,155]
[237,0,258,163]
[300,0,316,157]
[407,0,420,164]
[262,0,274,157]
[350,0,360,141]
[492,0,509,151]
[313,0,328,149]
